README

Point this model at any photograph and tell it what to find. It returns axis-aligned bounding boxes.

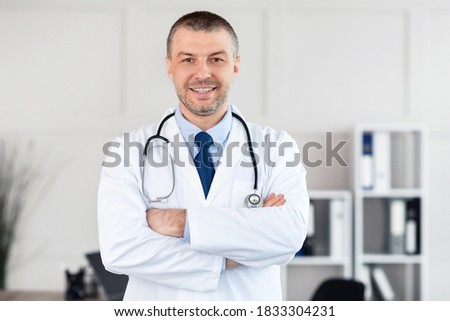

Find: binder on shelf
[296,201,315,256]
[361,132,374,190]
[371,265,395,301]
[393,131,417,189]
[404,132,418,189]
[389,199,406,254]
[329,199,345,258]
[405,198,420,255]
[373,131,391,191]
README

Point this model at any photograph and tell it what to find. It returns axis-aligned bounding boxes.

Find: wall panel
[268,10,406,132]
[422,12,450,131]
[0,7,123,130]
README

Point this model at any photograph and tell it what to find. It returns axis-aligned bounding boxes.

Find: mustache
[185,80,220,88]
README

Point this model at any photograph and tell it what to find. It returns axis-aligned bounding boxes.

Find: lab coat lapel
[162,116,206,204]
[205,117,246,206]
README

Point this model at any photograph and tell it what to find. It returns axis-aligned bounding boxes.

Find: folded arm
[97,137,223,292]
[146,193,287,269]
[184,131,309,268]
[147,132,309,268]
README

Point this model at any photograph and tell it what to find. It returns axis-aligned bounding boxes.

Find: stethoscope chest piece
[244,191,262,208]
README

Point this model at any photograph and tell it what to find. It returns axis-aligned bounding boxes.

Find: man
[98,11,309,300]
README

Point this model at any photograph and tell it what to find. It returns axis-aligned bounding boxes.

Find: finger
[263,195,278,207]
[264,194,284,207]
[264,193,275,202]
[271,194,286,206]
[263,193,276,207]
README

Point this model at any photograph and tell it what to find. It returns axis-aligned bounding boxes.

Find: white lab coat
[97,107,309,300]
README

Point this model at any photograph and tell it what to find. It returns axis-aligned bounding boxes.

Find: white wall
[0,0,449,300]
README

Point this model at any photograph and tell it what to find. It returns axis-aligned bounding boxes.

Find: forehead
[171,28,234,56]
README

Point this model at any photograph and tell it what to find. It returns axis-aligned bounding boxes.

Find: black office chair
[311,278,365,301]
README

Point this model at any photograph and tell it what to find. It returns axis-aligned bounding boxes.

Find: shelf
[354,123,427,300]
[357,189,423,198]
[288,256,346,266]
[361,254,424,265]
[282,190,353,300]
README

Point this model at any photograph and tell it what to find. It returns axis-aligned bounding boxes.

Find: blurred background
[0,0,449,300]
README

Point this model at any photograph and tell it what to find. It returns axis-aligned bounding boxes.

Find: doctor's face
[166,28,240,117]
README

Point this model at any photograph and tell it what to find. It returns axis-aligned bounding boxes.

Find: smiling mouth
[190,87,216,93]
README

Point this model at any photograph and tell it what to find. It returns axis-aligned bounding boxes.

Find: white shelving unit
[353,124,427,300]
[282,190,353,301]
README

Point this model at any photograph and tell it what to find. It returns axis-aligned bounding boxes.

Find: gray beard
[176,87,229,117]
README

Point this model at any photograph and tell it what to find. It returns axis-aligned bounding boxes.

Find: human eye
[182,57,193,63]
[211,57,224,63]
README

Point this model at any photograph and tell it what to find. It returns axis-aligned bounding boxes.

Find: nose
[193,59,211,80]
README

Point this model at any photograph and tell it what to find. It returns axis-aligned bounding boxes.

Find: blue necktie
[194,131,215,198]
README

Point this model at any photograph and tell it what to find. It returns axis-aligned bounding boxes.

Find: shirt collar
[174,106,232,147]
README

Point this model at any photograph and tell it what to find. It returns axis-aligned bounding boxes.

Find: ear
[166,57,173,80]
[233,56,240,76]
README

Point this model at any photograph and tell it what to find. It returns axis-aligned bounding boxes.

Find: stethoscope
[141,111,262,208]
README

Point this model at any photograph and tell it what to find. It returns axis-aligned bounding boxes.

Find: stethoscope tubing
[141,110,259,204]
[231,112,258,191]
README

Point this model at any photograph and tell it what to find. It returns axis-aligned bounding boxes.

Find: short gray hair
[166,11,239,59]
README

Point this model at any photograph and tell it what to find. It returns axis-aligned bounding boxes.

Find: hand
[146,208,186,237]
[263,193,286,207]
[226,259,240,270]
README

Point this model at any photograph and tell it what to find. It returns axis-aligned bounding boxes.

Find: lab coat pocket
[230,179,254,208]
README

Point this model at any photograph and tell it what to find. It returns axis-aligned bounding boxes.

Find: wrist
[175,209,187,237]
